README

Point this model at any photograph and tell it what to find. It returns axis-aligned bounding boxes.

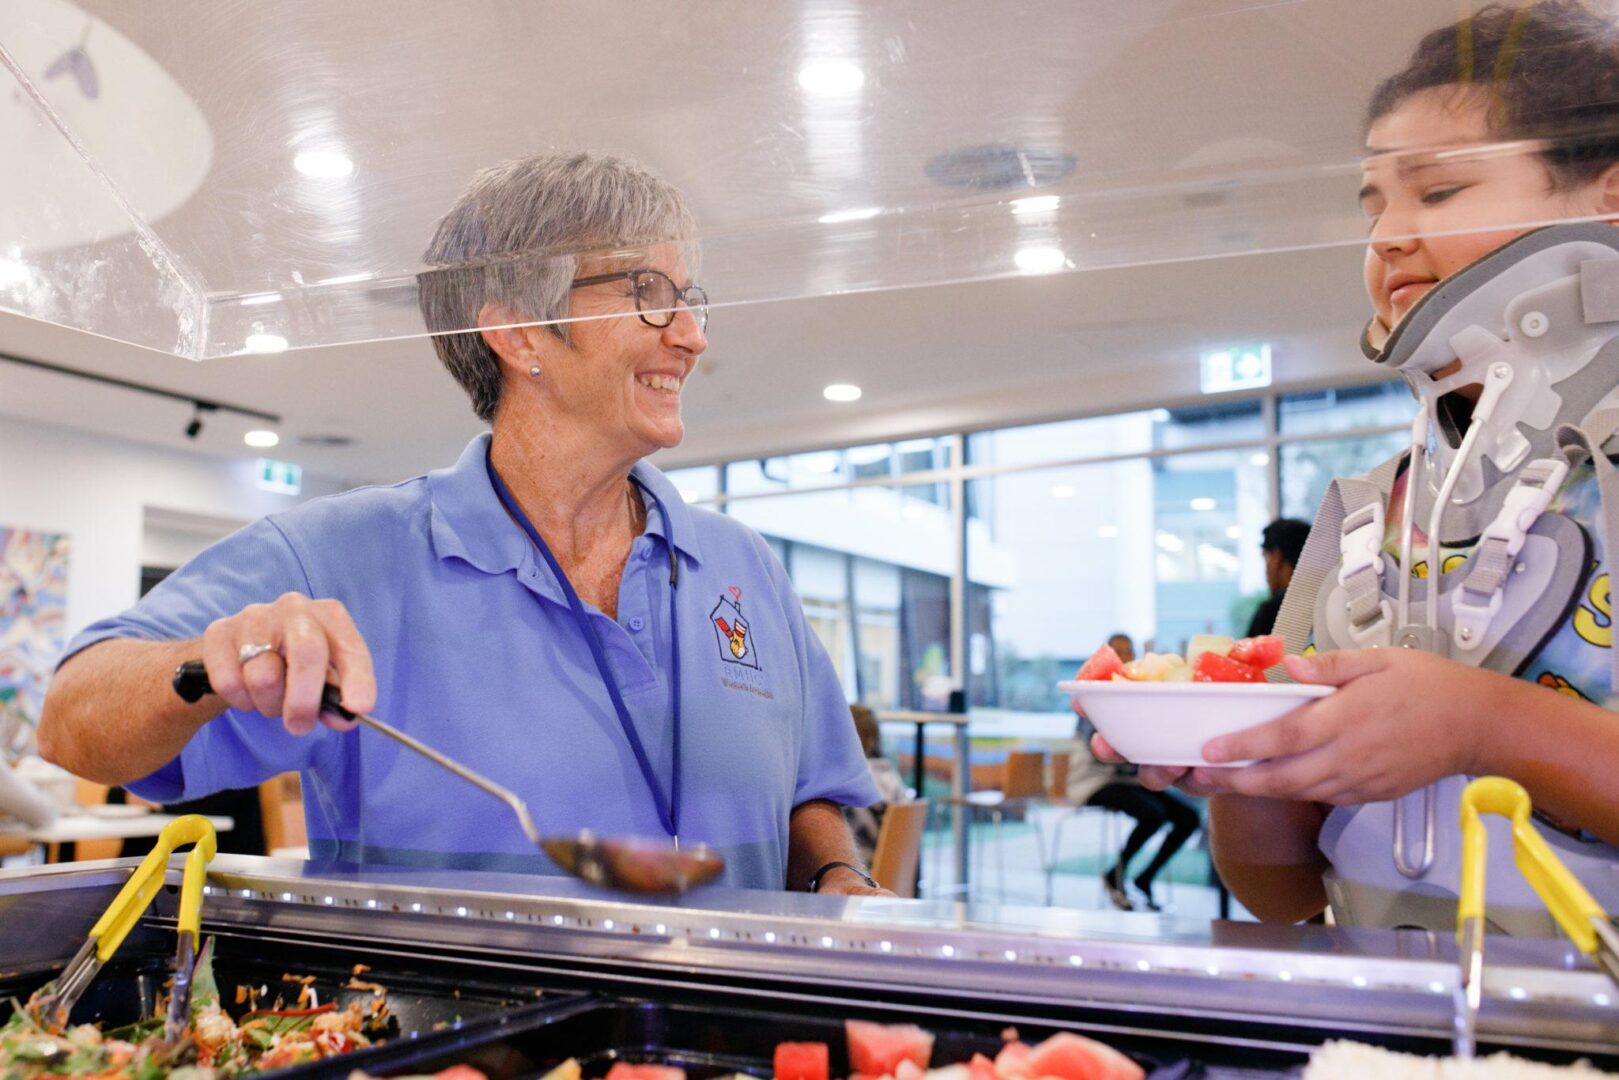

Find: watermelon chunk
[1192,651,1266,684]
[1228,634,1284,671]
[1023,1032,1144,1080]
[992,1041,1031,1079]
[1075,644,1126,682]
[605,1065,686,1080]
[967,1053,998,1080]
[774,1042,829,1080]
[846,1020,935,1077]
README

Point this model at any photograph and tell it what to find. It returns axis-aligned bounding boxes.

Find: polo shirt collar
[428,434,704,578]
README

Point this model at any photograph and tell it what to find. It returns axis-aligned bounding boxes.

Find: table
[876,709,971,889]
[0,811,234,848]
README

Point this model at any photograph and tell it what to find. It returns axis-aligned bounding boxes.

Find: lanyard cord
[484,454,681,840]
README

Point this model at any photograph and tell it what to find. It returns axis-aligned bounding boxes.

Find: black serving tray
[0,932,585,1079]
[347,995,1313,1080]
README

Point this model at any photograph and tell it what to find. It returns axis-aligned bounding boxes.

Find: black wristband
[808,861,876,893]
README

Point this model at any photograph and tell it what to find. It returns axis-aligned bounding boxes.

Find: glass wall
[675,378,1415,729]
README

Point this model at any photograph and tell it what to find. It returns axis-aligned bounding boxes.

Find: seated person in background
[845,704,912,865]
[1246,519,1310,637]
[1069,718,1201,912]
[1069,634,1201,911]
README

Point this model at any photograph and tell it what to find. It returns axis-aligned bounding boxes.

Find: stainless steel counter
[2,854,1614,1060]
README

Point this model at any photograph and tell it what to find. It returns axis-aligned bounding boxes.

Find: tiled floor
[916,805,1252,921]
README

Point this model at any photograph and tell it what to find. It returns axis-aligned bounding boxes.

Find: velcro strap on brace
[1338,500,1392,647]
[1452,458,1568,652]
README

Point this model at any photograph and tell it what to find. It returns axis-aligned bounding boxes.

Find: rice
[1304,1041,1611,1078]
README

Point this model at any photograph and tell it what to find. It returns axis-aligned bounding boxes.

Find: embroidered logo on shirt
[710,587,761,670]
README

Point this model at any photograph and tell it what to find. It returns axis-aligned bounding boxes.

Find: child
[1096,1,1619,935]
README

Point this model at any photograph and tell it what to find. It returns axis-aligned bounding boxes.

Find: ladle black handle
[172,660,355,720]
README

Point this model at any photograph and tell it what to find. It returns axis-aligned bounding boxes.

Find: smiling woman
[38,151,886,897]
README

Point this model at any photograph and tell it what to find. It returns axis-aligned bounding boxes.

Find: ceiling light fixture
[797,58,865,96]
[1011,195,1060,215]
[817,207,882,225]
[243,429,281,449]
[1190,497,1217,511]
[1013,245,1066,274]
[294,150,355,179]
[243,332,289,354]
[823,383,863,403]
[185,402,217,440]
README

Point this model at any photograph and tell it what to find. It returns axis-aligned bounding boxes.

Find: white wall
[0,415,353,640]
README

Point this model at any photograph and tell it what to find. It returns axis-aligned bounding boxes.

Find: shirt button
[629,616,645,632]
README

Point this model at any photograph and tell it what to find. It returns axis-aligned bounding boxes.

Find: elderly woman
[37,152,884,895]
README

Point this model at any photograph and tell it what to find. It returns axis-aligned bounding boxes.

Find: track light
[185,401,217,440]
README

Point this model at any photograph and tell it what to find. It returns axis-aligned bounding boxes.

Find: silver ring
[238,642,278,665]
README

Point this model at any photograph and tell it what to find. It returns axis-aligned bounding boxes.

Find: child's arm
[1198,650,1619,846]
[1209,795,1331,922]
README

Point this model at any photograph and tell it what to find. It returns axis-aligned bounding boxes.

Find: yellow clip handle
[1458,778,1607,952]
[88,815,217,962]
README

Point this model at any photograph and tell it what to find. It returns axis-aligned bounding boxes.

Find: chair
[870,799,929,898]
[259,773,307,856]
[935,750,1047,903]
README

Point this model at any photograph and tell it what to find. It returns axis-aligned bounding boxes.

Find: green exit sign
[256,458,302,495]
[1200,342,1272,394]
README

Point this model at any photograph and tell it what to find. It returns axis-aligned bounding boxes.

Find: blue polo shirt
[62,434,878,890]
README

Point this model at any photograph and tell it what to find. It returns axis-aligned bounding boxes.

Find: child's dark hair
[1366,1,1619,190]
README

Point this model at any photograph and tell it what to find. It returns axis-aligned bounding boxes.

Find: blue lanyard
[485,453,682,842]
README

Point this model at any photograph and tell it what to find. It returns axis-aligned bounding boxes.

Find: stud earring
[528,365,540,378]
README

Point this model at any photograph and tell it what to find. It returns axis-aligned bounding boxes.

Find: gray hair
[418,152,697,423]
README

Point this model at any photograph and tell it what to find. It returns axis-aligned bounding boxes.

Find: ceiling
[0,0,1457,484]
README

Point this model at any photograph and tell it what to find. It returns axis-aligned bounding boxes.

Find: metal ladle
[171,662,723,894]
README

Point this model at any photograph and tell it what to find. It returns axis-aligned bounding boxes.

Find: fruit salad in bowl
[1057,635,1333,767]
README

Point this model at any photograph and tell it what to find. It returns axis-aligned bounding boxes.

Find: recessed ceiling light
[294,150,354,179]
[1011,195,1060,215]
[823,383,863,403]
[1014,245,1066,274]
[1190,497,1217,511]
[243,333,288,354]
[1049,484,1076,499]
[818,207,882,225]
[797,58,865,96]
[244,430,280,449]
[0,258,31,287]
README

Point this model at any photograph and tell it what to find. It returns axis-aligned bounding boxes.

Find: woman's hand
[200,592,376,736]
[1187,649,1514,804]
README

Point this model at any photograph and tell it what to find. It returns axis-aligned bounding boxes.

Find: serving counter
[2,855,1615,1076]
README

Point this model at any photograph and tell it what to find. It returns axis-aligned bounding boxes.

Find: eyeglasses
[570,268,708,332]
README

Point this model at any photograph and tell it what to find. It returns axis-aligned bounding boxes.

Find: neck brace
[1365,222,1619,543]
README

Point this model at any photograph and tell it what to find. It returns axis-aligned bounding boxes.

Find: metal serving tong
[171,661,723,894]
[1454,777,1619,1058]
[32,814,216,1037]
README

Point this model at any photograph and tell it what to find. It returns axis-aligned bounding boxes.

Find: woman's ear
[477,302,548,372]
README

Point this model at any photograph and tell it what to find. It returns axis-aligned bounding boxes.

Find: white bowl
[1056,680,1335,767]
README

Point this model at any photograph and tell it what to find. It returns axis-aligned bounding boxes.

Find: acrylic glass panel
[1,0,1606,357]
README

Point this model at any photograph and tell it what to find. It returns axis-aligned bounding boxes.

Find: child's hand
[1187,648,1518,804]
[1090,733,1223,797]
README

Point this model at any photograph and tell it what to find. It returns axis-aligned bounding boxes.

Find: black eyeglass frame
[569,268,708,331]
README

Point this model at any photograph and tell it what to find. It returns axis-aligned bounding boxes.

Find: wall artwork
[0,527,70,757]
